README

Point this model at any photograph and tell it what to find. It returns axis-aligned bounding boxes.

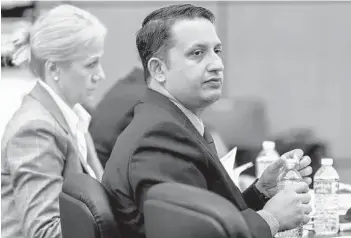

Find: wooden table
[307,231,351,237]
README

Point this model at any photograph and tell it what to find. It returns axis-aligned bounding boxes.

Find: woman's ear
[147,57,166,83]
[45,60,60,81]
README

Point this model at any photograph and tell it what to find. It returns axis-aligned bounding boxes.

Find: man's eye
[215,48,222,55]
[87,61,98,68]
[192,50,204,56]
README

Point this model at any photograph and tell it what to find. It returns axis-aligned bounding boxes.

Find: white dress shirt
[149,80,205,136]
[38,80,97,179]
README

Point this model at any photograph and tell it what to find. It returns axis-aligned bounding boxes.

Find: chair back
[144,183,252,238]
[59,173,121,238]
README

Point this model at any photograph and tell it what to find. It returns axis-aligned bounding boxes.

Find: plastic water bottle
[313,158,339,235]
[276,155,305,238]
[256,141,280,178]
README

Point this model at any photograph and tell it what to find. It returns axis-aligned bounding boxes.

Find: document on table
[220,147,253,187]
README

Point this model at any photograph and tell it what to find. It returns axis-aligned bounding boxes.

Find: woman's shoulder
[2,96,68,148]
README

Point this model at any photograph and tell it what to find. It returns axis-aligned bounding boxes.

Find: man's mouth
[205,77,222,84]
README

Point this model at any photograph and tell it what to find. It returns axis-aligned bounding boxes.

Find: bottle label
[278,180,305,191]
[314,180,338,194]
[314,179,339,235]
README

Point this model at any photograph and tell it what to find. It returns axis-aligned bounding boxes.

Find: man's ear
[147,57,166,83]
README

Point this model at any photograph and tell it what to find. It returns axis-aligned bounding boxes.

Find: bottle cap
[262,141,275,150]
[321,158,333,165]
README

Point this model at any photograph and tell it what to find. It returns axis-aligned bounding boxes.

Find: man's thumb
[269,158,285,172]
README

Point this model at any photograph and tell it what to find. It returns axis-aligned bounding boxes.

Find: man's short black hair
[136,4,215,81]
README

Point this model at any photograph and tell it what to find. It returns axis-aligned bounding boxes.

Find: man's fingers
[297,156,311,170]
[297,193,311,204]
[302,204,312,214]
[302,214,311,225]
[268,158,286,172]
[303,177,312,185]
[294,182,309,194]
[299,166,312,177]
[282,149,304,160]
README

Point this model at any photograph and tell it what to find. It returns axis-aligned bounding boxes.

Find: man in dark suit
[102,4,313,238]
[89,67,145,167]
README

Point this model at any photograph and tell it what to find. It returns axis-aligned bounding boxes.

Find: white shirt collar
[148,80,205,136]
[38,80,91,136]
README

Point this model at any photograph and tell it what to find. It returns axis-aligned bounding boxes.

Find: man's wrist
[254,180,270,201]
[257,210,280,237]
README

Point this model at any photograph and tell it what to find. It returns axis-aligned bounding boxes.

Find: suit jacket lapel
[67,129,104,181]
[86,133,104,181]
[143,89,219,161]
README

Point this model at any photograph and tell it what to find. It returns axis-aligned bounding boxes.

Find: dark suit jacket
[102,89,272,238]
[89,67,145,167]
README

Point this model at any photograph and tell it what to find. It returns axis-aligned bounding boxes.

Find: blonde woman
[1,5,107,238]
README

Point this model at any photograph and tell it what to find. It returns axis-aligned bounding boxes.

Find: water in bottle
[256,141,280,178]
[276,155,305,238]
[313,158,339,235]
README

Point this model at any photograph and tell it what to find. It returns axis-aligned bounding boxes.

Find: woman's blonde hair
[11,4,107,76]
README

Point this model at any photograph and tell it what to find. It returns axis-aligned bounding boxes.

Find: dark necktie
[203,127,218,155]
[203,127,247,209]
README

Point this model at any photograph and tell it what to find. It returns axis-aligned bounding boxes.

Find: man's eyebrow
[187,42,222,49]
[215,43,223,48]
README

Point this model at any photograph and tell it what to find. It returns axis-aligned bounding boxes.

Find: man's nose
[207,53,224,72]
